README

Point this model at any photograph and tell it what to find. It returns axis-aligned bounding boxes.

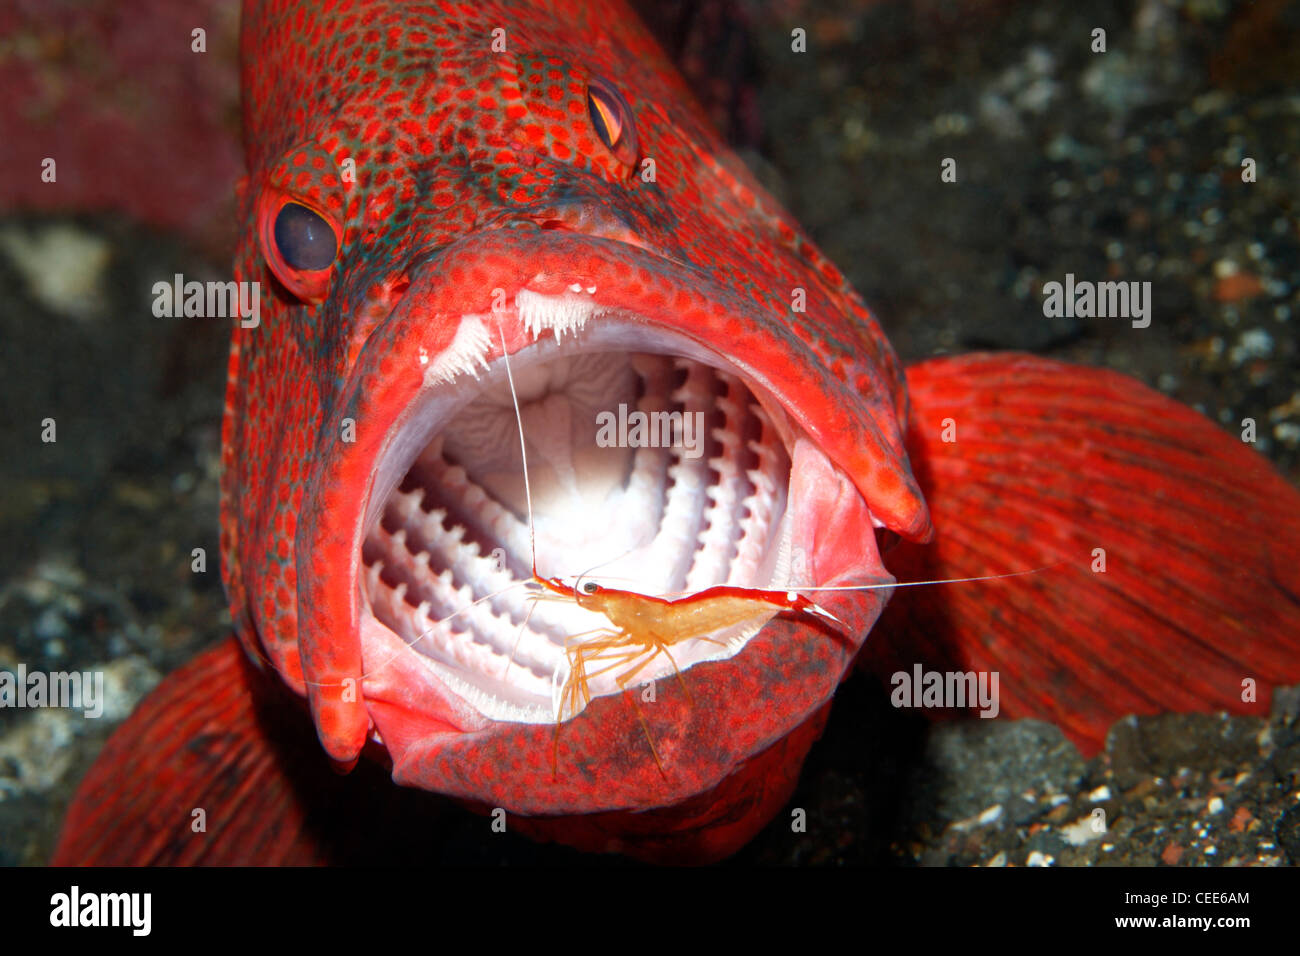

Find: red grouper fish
[55,0,1300,864]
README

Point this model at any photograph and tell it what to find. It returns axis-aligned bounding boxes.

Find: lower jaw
[494,696,836,863]
[362,570,887,815]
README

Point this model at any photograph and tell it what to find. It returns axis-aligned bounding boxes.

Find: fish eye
[273,201,338,271]
[582,581,601,594]
[586,76,638,167]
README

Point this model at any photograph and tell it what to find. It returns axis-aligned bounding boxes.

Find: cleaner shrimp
[534,575,843,773]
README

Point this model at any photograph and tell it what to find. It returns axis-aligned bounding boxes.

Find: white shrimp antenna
[795,562,1065,593]
[497,315,537,574]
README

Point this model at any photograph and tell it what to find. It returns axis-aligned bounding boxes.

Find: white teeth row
[686,379,747,592]
[413,449,533,565]
[405,446,611,649]
[620,356,675,533]
[638,359,716,592]
[734,404,785,584]
[374,481,524,645]
[636,362,786,594]
[369,451,615,684]
[364,512,560,695]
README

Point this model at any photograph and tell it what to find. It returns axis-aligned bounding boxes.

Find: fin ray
[53,638,322,865]
[865,353,1300,754]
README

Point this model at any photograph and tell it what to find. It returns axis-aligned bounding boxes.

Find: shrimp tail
[863,354,1300,756]
[785,593,847,630]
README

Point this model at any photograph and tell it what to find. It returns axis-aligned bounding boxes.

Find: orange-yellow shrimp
[537,576,845,775]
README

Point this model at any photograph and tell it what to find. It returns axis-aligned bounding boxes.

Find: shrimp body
[571,581,841,637]
[539,578,843,715]
[535,577,845,774]
[587,588,778,645]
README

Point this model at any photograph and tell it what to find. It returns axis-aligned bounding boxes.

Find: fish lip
[300,229,903,810]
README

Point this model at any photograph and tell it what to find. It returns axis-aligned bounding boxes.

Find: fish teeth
[737,405,788,585]
[689,372,758,590]
[689,448,743,591]
[669,356,713,408]
[516,289,598,342]
[364,559,385,596]
[365,481,575,680]
[408,588,554,695]
[389,485,425,527]
[423,314,492,386]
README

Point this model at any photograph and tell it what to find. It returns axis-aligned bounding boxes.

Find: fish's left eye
[586,76,638,167]
[582,581,601,595]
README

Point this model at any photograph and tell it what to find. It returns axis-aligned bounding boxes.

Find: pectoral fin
[863,353,1300,755]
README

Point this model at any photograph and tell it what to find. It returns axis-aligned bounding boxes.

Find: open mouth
[356,299,846,726]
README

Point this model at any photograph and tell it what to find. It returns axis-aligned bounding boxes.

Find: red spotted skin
[221,0,928,849]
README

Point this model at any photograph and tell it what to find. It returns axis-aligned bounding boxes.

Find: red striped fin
[51,638,452,865]
[52,639,327,864]
[862,353,1300,755]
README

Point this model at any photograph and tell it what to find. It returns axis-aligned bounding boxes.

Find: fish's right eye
[257,192,342,303]
[274,202,337,271]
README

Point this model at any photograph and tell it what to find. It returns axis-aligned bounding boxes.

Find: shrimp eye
[582,581,601,595]
[586,76,638,167]
[274,201,337,271]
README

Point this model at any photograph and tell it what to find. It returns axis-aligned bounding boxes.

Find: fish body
[54,0,1300,864]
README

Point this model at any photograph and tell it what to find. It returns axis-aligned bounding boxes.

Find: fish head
[224,0,930,845]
